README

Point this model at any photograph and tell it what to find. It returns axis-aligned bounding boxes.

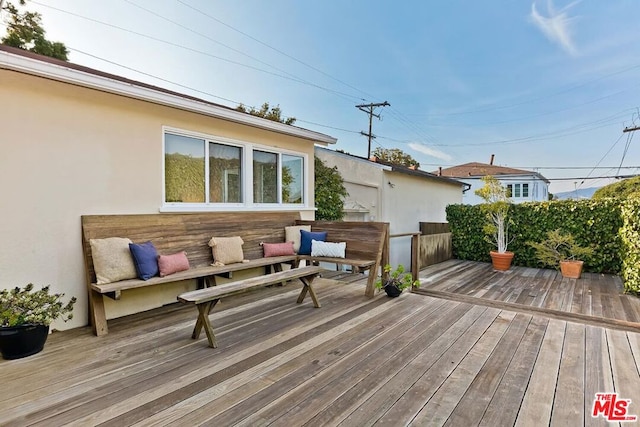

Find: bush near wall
[620,197,640,294]
[446,199,624,274]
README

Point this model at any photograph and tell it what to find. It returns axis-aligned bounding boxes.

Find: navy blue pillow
[129,241,159,280]
[299,230,328,255]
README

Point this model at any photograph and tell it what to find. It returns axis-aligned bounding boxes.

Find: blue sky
[5,0,640,193]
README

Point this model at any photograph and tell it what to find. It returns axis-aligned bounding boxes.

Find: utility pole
[356,101,390,158]
[623,125,640,133]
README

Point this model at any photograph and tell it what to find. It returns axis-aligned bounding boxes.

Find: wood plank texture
[1,262,639,427]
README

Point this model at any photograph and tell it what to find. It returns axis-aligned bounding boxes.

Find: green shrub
[620,197,640,294]
[446,199,623,274]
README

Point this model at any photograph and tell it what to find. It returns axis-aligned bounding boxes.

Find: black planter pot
[0,324,49,360]
[383,282,403,298]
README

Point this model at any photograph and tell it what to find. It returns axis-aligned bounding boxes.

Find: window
[253,150,278,203]
[163,130,306,209]
[210,142,242,203]
[505,183,529,199]
[165,133,205,203]
[282,154,303,204]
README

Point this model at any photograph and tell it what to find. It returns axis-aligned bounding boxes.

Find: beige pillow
[208,236,244,265]
[90,237,137,284]
[285,225,311,253]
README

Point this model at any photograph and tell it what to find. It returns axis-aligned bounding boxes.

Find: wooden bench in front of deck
[294,220,390,297]
[81,211,301,336]
[178,265,325,348]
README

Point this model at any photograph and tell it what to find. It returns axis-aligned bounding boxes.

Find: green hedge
[620,197,640,294]
[446,199,624,274]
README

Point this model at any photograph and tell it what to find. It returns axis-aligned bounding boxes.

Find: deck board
[1,261,639,426]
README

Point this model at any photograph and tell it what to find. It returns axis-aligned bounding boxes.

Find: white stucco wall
[0,69,320,330]
[382,171,463,268]
[315,148,463,271]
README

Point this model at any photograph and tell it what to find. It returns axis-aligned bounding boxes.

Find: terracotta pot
[560,260,584,279]
[490,251,514,271]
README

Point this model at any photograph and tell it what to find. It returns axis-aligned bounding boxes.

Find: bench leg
[272,262,288,287]
[297,275,321,308]
[365,263,379,298]
[89,289,108,336]
[192,300,219,348]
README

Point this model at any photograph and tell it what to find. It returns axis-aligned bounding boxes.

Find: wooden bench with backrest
[81,211,301,336]
[293,220,390,297]
[178,265,325,348]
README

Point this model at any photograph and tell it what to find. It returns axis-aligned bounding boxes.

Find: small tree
[528,229,594,268]
[372,147,419,168]
[236,102,296,125]
[475,175,514,253]
[1,0,69,61]
[314,156,347,220]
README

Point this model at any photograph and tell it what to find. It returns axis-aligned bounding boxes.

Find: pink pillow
[158,251,190,277]
[263,242,295,257]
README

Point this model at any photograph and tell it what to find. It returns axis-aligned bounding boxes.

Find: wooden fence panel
[419,232,452,268]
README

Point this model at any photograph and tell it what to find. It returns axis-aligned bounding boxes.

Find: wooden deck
[1,263,639,426]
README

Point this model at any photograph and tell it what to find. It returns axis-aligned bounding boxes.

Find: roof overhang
[0,47,337,145]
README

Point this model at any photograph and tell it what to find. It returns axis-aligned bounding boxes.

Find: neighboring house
[436,159,550,205]
[315,147,466,268]
[0,45,336,330]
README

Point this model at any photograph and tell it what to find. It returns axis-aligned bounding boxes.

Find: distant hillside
[553,187,599,200]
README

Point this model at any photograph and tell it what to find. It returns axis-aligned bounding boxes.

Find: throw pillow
[311,240,347,258]
[157,251,190,277]
[129,241,159,280]
[298,230,328,255]
[90,237,137,285]
[263,241,295,257]
[208,236,244,265]
[284,225,311,253]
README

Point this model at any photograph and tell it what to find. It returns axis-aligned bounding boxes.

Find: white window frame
[161,127,309,212]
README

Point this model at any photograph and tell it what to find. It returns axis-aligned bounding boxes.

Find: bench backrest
[81,211,301,285]
[295,219,390,263]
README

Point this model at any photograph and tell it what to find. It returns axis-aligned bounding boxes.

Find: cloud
[530,0,581,55]
[408,143,453,162]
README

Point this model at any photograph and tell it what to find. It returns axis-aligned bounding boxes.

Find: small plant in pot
[528,229,595,279]
[475,175,515,271]
[0,284,76,360]
[375,264,420,297]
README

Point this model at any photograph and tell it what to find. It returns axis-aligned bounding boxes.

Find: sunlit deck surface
[2,261,639,426]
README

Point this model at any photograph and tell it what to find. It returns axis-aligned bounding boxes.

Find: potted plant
[528,229,594,279]
[475,175,515,271]
[0,284,76,360]
[375,264,420,297]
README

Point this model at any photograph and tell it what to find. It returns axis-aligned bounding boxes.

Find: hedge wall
[446,199,624,273]
[620,197,640,294]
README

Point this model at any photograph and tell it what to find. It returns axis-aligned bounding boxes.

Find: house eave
[0,48,337,145]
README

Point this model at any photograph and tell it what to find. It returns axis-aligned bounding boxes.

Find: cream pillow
[208,236,245,265]
[90,237,137,284]
[285,225,311,253]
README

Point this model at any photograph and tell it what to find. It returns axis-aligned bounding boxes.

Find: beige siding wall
[0,70,317,329]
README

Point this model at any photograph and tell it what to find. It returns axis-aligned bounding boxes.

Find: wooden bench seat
[81,212,390,337]
[178,265,325,348]
[81,211,302,336]
[91,255,297,299]
[294,220,389,297]
[296,255,375,272]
